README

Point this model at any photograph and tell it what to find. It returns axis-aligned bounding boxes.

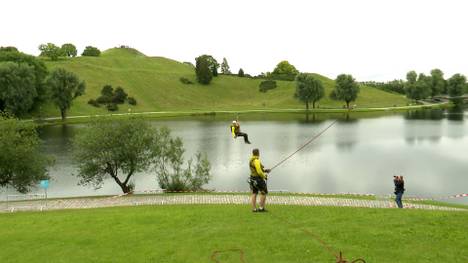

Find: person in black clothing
[393,175,405,208]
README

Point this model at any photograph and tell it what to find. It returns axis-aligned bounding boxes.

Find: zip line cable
[269,120,338,172]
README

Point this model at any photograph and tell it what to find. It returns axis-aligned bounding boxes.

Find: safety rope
[270,212,366,263]
[269,120,338,172]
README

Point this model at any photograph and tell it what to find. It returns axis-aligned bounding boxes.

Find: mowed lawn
[0,205,466,263]
[37,48,409,118]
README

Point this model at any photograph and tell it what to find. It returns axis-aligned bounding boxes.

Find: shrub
[179,77,193,85]
[112,86,128,104]
[106,103,118,111]
[96,95,110,104]
[128,97,137,105]
[82,46,101,57]
[259,80,277,93]
[87,99,100,107]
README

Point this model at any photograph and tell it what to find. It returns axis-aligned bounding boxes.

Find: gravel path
[1,194,465,213]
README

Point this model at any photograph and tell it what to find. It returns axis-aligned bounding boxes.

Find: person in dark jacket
[393,175,405,208]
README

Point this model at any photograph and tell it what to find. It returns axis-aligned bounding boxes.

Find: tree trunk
[312,101,316,109]
[346,101,350,109]
[306,102,309,111]
[60,109,66,121]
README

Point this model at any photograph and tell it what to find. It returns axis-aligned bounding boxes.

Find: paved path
[0,194,465,213]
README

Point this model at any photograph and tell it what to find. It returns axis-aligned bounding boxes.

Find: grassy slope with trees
[37,48,408,117]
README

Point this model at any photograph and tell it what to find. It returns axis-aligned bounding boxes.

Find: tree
[113,86,128,103]
[447,74,466,102]
[0,62,37,116]
[405,72,431,101]
[195,55,213,84]
[47,68,86,120]
[38,43,62,61]
[295,73,324,109]
[238,68,245,77]
[61,43,77,57]
[0,49,48,111]
[332,74,360,109]
[430,69,446,96]
[73,117,159,194]
[82,46,101,56]
[0,46,18,52]
[270,61,299,80]
[220,57,231,74]
[259,80,277,92]
[154,127,211,191]
[0,114,50,193]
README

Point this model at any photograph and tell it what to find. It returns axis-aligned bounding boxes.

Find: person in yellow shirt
[230,120,251,144]
[249,148,270,212]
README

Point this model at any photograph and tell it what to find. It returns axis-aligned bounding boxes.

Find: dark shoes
[257,208,267,212]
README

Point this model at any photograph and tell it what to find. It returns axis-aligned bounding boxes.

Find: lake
[2,109,467,204]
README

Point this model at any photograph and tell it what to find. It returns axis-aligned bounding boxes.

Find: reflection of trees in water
[405,109,445,120]
[334,120,357,151]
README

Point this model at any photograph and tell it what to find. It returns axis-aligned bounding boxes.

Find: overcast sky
[1,0,468,81]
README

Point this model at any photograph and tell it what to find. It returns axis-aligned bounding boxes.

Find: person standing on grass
[249,148,270,212]
[394,175,405,208]
[230,120,251,144]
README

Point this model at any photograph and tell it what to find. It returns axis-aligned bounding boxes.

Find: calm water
[2,109,468,204]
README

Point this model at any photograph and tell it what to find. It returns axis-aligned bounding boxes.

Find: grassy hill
[38,48,408,117]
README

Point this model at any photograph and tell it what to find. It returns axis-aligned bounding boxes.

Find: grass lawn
[0,205,466,263]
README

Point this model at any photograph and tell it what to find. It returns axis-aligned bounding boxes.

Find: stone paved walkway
[0,194,466,213]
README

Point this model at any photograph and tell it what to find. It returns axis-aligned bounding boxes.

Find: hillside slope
[39,48,408,117]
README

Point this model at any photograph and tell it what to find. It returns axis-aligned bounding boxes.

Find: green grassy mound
[0,205,466,262]
[38,48,408,118]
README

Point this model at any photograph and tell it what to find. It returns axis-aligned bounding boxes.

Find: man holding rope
[249,148,270,212]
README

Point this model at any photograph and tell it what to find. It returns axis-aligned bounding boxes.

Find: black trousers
[235,132,250,143]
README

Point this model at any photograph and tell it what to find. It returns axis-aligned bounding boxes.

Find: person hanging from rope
[393,175,405,208]
[249,148,270,212]
[230,120,251,144]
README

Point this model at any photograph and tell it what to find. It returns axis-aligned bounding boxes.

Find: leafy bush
[96,95,110,104]
[113,86,128,104]
[106,103,118,111]
[88,99,100,107]
[179,77,193,85]
[82,46,101,57]
[128,97,137,105]
[259,80,277,92]
[154,128,211,192]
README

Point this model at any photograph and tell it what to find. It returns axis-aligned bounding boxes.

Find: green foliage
[259,80,277,93]
[238,68,244,77]
[179,77,193,85]
[430,69,446,96]
[0,114,50,193]
[447,74,466,106]
[106,103,118,111]
[87,99,100,107]
[82,46,101,57]
[101,84,114,98]
[332,74,360,108]
[128,97,137,105]
[405,72,431,101]
[72,117,159,193]
[0,46,18,52]
[154,127,211,191]
[113,87,128,103]
[47,68,86,120]
[61,43,77,57]
[270,60,299,81]
[38,43,62,61]
[295,73,325,109]
[221,57,231,74]
[195,55,213,84]
[361,80,405,94]
[0,62,37,116]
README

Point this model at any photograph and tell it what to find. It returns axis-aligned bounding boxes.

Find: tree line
[38,43,101,60]
[0,47,85,120]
